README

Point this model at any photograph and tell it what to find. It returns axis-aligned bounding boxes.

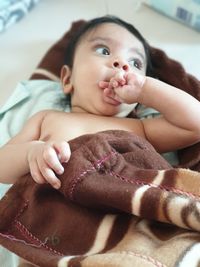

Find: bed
[0,1,200,267]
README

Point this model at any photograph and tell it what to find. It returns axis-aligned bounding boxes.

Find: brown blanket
[0,20,200,267]
[1,130,200,267]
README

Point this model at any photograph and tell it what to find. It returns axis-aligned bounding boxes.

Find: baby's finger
[103,88,122,105]
[109,78,119,89]
[29,160,46,184]
[104,87,115,98]
[53,141,71,163]
[104,87,123,103]
[43,146,64,175]
[114,72,126,86]
[98,81,109,89]
[114,85,136,104]
[37,158,61,189]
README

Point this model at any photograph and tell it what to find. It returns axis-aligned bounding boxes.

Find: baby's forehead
[82,23,132,40]
[78,23,146,57]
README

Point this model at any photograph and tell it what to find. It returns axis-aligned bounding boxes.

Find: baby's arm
[100,71,200,152]
[138,77,200,151]
[0,111,70,189]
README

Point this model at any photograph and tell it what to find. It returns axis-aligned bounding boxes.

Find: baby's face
[66,23,147,116]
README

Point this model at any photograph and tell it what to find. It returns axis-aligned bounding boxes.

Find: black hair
[64,15,154,77]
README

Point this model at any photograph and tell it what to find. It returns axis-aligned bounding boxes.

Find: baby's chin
[115,103,138,118]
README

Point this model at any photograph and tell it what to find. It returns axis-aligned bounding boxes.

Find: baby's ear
[60,65,73,93]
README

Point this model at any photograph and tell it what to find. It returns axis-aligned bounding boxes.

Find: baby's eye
[95,46,110,56]
[129,58,142,70]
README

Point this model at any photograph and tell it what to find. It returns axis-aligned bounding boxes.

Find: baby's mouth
[101,88,122,106]
[98,80,121,106]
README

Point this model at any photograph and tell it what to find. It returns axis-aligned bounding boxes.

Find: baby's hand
[27,140,71,189]
[99,71,146,104]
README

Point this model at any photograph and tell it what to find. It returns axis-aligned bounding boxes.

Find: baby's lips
[102,89,122,106]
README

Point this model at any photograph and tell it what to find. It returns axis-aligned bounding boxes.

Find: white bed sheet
[0,0,199,107]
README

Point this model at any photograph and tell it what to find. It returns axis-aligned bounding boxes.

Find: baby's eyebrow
[88,36,146,62]
[88,36,113,44]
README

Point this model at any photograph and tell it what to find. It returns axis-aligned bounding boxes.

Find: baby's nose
[112,60,129,71]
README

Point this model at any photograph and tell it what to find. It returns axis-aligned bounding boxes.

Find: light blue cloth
[0,79,70,267]
[0,80,69,146]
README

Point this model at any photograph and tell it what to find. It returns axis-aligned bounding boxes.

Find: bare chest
[39,112,143,142]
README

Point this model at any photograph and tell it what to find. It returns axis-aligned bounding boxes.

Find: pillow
[0,0,40,33]
[144,0,200,32]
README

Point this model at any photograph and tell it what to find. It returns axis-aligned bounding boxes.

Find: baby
[1,15,200,192]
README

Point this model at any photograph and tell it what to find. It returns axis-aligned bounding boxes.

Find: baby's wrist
[137,75,148,104]
[27,140,45,156]
[138,73,146,89]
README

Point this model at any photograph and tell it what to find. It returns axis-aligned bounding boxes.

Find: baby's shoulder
[39,109,66,119]
[41,110,72,125]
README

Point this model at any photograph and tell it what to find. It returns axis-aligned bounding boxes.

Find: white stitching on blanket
[0,231,166,266]
[0,231,167,266]
[0,232,46,249]
[14,220,64,256]
[69,149,200,202]
[0,233,52,251]
[14,200,29,220]
[109,170,200,201]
